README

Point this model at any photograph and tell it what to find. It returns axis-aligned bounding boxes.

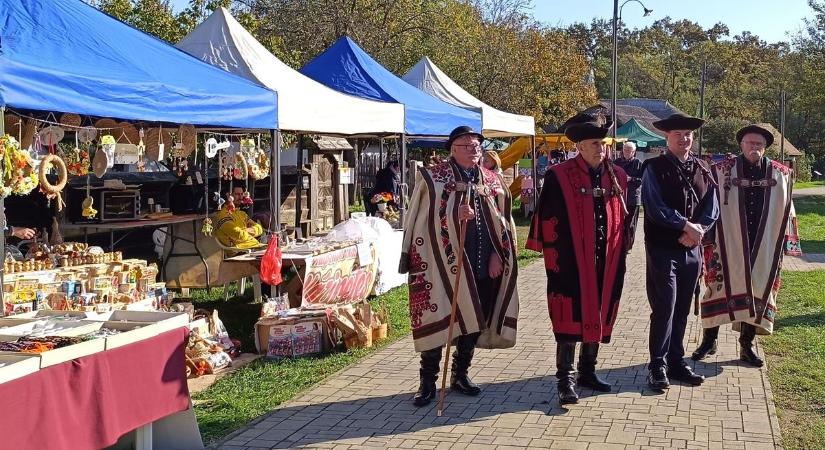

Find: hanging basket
[178,124,197,157]
[59,113,82,128]
[117,122,140,144]
[94,118,118,131]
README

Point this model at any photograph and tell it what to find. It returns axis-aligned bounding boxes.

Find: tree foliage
[89,0,825,172]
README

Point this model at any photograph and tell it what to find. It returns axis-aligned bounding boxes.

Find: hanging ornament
[0,134,38,197]
[224,193,236,212]
[205,137,218,158]
[201,217,213,236]
[241,190,254,207]
[81,196,98,219]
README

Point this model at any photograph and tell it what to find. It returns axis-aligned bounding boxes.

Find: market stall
[0,0,280,447]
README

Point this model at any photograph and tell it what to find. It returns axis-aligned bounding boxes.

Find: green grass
[514,214,541,268]
[192,287,410,444]
[348,203,365,213]
[794,195,825,254]
[794,180,825,189]
[762,270,825,450]
[189,211,540,444]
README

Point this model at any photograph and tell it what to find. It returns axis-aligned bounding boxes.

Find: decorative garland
[0,134,38,198]
[39,153,68,211]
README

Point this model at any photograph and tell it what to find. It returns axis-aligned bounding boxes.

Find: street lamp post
[611,0,652,138]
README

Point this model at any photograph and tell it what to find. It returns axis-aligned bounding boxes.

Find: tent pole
[400,134,407,226]
[271,130,280,233]
[0,106,5,315]
[295,133,303,238]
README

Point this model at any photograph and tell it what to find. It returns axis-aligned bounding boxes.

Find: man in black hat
[642,113,719,390]
[400,126,520,407]
[614,141,643,251]
[527,119,628,404]
[692,124,795,368]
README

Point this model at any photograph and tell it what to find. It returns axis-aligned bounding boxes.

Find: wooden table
[62,214,210,289]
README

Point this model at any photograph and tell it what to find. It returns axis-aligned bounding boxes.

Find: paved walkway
[215,236,785,450]
[792,186,825,198]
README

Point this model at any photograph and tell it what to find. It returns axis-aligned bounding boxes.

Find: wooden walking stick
[436,180,473,417]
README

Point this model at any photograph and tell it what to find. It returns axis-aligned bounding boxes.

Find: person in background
[212,184,264,249]
[614,142,643,251]
[482,150,503,176]
[5,226,35,241]
[366,160,400,215]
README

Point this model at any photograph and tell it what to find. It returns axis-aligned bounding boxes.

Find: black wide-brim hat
[653,113,705,132]
[736,124,774,147]
[564,121,611,143]
[445,126,484,150]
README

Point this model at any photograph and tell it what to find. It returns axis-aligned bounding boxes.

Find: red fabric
[260,236,283,286]
[0,328,190,450]
[553,157,626,343]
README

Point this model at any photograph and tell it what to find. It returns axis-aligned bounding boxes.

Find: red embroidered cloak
[526,156,628,343]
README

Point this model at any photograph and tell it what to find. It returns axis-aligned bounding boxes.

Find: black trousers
[646,245,701,370]
[625,205,640,251]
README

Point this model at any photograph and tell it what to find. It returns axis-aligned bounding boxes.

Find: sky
[532,0,810,44]
[168,0,811,44]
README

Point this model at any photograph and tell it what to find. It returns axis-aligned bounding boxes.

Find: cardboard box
[0,320,102,341]
[0,354,40,384]
[256,316,331,357]
[99,321,158,349]
[34,338,106,368]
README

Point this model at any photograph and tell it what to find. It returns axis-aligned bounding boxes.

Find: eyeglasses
[454,144,482,151]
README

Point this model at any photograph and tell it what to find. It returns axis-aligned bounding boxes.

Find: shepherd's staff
[436,179,473,417]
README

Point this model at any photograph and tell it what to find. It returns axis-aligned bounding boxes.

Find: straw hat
[178,124,197,157]
[59,113,82,128]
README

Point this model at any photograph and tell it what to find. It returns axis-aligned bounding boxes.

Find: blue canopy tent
[0,0,278,128]
[0,0,282,306]
[300,36,481,136]
[300,36,481,222]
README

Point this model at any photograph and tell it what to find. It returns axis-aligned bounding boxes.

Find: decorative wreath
[39,153,68,211]
[0,134,38,198]
[248,148,270,180]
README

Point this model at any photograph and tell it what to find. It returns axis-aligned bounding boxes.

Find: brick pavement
[215,232,784,450]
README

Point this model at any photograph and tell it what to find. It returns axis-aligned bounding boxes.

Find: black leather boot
[647,366,670,390]
[691,326,719,361]
[739,323,764,367]
[413,347,442,407]
[576,343,611,392]
[667,362,705,386]
[556,342,578,404]
[451,333,481,396]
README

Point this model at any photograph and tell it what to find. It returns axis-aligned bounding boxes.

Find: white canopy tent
[402,57,535,137]
[177,8,405,135]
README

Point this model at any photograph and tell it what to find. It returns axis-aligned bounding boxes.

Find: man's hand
[682,222,704,243]
[458,205,475,222]
[488,253,503,278]
[10,227,35,240]
[678,232,700,248]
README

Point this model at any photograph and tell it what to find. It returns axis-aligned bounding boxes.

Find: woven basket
[94,118,118,131]
[59,113,82,128]
[178,124,196,157]
[117,122,140,144]
[3,114,21,136]
[144,128,173,161]
[20,119,37,149]
[344,332,372,349]
[371,323,388,341]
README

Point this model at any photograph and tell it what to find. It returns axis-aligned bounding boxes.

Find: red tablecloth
[0,328,190,450]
